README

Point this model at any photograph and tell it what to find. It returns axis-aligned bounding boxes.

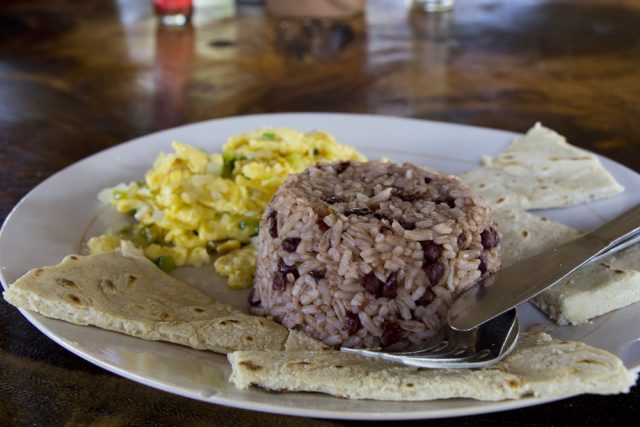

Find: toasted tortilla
[2,242,325,353]
[531,244,640,325]
[495,208,640,325]
[495,208,583,267]
[461,123,623,210]
[228,333,634,400]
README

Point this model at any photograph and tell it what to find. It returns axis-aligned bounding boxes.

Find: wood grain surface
[1,0,638,425]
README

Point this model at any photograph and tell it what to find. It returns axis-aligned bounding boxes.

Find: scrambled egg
[88,128,366,289]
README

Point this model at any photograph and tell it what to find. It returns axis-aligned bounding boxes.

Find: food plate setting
[1,113,639,420]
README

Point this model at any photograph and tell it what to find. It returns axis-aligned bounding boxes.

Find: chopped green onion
[239,219,260,236]
[113,190,126,200]
[313,148,320,155]
[153,255,175,273]
[138,226,158,244]
[221,151,236,179]
[126,209,137,217]
[119,225,133,235]
[135,181,144,188]
[261,132,276,141]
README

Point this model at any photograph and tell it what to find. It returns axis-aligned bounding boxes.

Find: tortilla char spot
[159,312,170,320]
[578,359,606,366]
[521,230,530,238]
[405,383,415,387]
[126,275,137,287]
[245,336,254,342]
[478,183,486,188]
[239,360,263,371]
[539,185,548,190]
[508,379,521,388]
[68,294,81,304]
[334,365,344,369]
[228,319,240,324]
[496,197,505,204]
[99,279,115,294]
[258,319,266,327]
[541,217,549,222]
[614,269,625,274]
[34,268,44,277]
[220,321,227,326]
[194,308,204,313]
[286,361,311,368]
[56,278,77,288]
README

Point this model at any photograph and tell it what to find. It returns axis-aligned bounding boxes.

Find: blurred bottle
[265,0,365,19]
[154,0,193,25]
[153,23,195,127]
[266,0,365,61]
[412,0,454,13]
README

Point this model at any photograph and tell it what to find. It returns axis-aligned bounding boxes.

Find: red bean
[382,271,398,299]
[415,289,434,306]
[362,272,383,297]
[481,228,499,249]
[317,217,330,232]
[282,237,301,252]
[247,287,261,306]
[335,161,351,174]
[424,260,444,285]
[268,211,278,238]
[272,271,286,291]
[420,240,440,263]
[278,258,299,279]
[374,212,390,222]
[457,233,467,249]
[397,219,416,230]
[380,320,403,347]
[325,196,344,204]
[343,207,372,216]
[478,256,487,274]
[398,192,419,202]
[344,311,361,336]
[309,270,326,281]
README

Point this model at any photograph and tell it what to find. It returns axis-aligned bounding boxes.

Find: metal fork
[341,308,519,369]
[342,203,640,369]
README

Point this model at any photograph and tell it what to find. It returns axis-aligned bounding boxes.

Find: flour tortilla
[2,241,325,353]
[531,244,640,325]
[495,208,583,267]
[495,207,640,325]
[461,123,623,210]
[228,332,635,400]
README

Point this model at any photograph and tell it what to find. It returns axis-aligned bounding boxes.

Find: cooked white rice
[250,161,501,349]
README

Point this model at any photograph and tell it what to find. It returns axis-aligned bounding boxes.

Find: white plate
[1,113,639,420]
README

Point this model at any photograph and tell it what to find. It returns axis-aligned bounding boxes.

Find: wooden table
[1,0,638,424]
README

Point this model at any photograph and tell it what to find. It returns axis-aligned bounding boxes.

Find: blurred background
[2,0,639,179]
[1,0,639,425]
